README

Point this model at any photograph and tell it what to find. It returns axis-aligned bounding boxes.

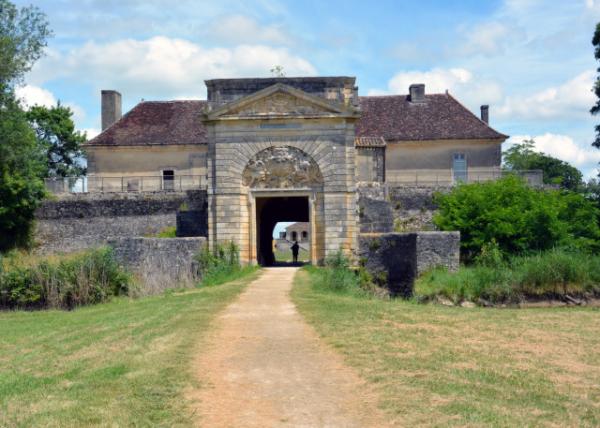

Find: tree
[591,23,600,148]
[503,139,583,190]
[0,0,51,92]
[26,104,87,177]
[0,0,50,251]
[433,176,600,261]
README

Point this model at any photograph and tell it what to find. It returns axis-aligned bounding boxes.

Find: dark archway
[256,196,309,266]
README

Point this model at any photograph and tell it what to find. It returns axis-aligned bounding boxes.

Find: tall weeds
[416,249,600,304]
[0,247,131,310]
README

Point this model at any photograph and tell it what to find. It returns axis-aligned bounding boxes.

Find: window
[453,153,467,183]
[302,231,308,240]
[162,170,175,190]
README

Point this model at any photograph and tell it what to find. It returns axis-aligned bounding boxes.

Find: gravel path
[189,267,386,427]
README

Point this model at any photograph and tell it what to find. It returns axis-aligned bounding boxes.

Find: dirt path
[189,267,386,427]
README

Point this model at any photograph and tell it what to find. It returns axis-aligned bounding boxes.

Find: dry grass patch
[292,268,600,427]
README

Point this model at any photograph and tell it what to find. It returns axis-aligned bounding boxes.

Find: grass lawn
[292,268,600,427]
[0,270,260,427]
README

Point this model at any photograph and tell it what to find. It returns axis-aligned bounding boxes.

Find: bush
[0,247,131,310]
[434,176,600,261]
[415,249,600,304]
[194,241,253,287]
[154,226,177,238]
[305,250,375,296]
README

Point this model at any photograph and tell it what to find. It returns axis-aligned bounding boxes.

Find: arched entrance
[255,196,309,266]
[242,146,323,266]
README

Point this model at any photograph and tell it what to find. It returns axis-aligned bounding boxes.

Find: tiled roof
[86,100,207,146]
[356,94,508,141]
[86,92,507,147]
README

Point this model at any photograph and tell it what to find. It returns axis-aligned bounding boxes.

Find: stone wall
[357,185,452,233]
[357,231,460,296]
[108,237,206,294]
[35,190,208,253]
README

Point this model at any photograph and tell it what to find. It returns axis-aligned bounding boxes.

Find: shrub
[415,249,600,304]
[155,226,177,238]
[307,250,375,296]
[0,247,131,310]
[434,176,600,261]
[194,241,251,287]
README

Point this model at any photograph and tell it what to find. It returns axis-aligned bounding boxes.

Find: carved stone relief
[242,146,323,188]
[231,92,329,116]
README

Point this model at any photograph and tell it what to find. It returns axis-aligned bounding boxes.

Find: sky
[12,0,600,181]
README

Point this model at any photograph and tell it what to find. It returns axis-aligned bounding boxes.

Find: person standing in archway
[291,241,300,264]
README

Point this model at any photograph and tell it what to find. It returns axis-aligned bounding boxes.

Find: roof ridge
[444,92,508,139]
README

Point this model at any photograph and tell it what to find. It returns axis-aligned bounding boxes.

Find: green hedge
[0,247,131,310]
[415,249,600,304]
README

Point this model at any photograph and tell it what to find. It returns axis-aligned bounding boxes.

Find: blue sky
[13,0,600,179]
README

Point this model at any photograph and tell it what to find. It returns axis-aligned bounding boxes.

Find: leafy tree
[503,139,583,190]
[433,176,600,261]
[592,22,600,149]
[0,0,51,92]
[26,104,87,177]
[0,0,50,251]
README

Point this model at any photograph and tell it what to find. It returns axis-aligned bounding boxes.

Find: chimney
[480,105,489,124]
[409,84,425,103]
[101,90,122,131]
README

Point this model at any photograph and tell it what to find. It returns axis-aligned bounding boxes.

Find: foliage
[26,104,87,177]
[153,226,177,238]
[0,1,51,251]
[591,22,600,148]
[0,247,131,309]
[503,139,583,190]
[433,175,600,261]
[0,95,47,251]
[0,0,51,92]
[415,249,600,304]
[304,250,375,296]
[194,241,256,287]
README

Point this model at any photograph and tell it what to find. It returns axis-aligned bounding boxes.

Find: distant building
[282,222,309,242]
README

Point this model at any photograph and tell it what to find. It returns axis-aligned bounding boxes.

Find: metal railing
[45,175,207,194]
[385,169,544,187]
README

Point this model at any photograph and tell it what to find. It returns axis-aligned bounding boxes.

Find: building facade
[85,76,507,265]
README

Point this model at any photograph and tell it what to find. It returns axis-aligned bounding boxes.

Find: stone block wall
[35,190,208,254]
[108,237,206,295]
[357,231,460,296]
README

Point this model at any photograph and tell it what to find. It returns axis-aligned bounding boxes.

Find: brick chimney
[101,90,122,131]
[409,84,425,103]
[480,105,489,124]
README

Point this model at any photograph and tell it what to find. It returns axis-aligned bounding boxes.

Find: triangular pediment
[205,83,357,120]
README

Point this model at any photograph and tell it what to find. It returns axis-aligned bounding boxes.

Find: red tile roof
[356,94,507,141]
[86,92,507,147]
[86,100,207,147]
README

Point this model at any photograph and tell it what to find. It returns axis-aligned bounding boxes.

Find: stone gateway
[79,76,507,266]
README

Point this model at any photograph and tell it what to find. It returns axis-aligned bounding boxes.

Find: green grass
[0,269,260,427]
[292,268,600,427]
[416,249,600,304]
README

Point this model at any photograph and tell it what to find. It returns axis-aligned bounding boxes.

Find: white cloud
[456,21,525,57]
[15,84,57,108]
[203,14,294,46]
[369,68,503,110]
[497,71,595,119]
[507,133,600,177]
[30,36,317,100]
